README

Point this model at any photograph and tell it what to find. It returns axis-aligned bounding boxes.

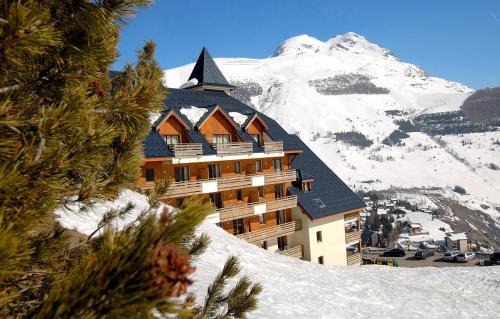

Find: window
[236,189,243,201]
[318,256,324,265]
[251,134,261,145]
[234,161,241,174]
[174,166,189,182]
[313,197,326,208]
[209,193,223,209]
[259,213,266,225]
[257,186,264,199]
[261,241,268,250]
[274,184,283,198]
[316,231,323,243]
[164,135,180,145]
[145,167,154,182]
[208,163,222,178]
[256,160,262,172]
[233,218,244,235]
[276,210,286,225]
[273,159,282,172]
[303,182,312,192]
[212,134,230,144]
[277,236,288,251]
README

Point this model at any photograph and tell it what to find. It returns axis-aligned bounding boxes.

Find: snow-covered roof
[446,232,467,241]
[376,208,387,215]
[228,111,248,126]
[180,106,208,125]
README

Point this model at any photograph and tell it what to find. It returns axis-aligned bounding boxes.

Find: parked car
[382,248,406,257]
[443,250,460,261]
[490,251,500,265]
[415,249,435,260]
[456,252,475,262]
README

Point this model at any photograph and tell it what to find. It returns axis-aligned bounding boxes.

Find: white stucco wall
[290,207,348,266]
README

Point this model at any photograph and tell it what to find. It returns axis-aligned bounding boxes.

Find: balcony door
[276,209,286,225]
[212,134,230,144]
[174,166,189,182]
[233,218,244,235]
[277,236,288,251]
[273,159,282,172]
[274,184,283,198]
[209,192,223,209]
[208,163,222,179]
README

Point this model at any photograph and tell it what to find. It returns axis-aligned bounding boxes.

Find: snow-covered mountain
[163,33,500,246]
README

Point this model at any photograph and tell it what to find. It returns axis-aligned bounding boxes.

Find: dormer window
[164,135,180,145]
[303,181,312,192]
[251,134,261,145]
[212,134,230,144]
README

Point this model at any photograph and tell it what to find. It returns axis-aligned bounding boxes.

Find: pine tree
[0,1,260,317]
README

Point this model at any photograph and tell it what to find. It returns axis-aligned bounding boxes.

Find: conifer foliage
[0,1,260,317]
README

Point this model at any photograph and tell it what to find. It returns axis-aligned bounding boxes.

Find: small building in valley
[445,232,468,251]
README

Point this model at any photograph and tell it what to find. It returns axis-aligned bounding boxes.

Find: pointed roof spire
[188,48,233,90]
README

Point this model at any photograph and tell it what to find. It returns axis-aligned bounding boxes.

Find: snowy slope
[192,222,500,319]
[55,190,500,319]
[163,32,500,220]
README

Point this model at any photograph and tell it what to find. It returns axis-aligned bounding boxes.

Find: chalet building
[139,48,365,266]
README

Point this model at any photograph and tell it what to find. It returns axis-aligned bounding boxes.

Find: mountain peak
[271,34,324,57]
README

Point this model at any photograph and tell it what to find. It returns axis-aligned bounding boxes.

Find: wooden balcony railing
[279,245,303,259]
[266,195,298,212]
[153,170,297,199]
[171,143,203,158]
[236,220,301,244]
[345,230,361,244]
[347,252,361,266]
[168,180,203,197]
[212,142,253,156]
[264,141,284,153]
[264,169,296,184]
[217,195,298,222]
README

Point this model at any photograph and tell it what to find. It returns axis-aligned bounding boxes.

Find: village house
[139,48,365,266]
[445,232,468,251]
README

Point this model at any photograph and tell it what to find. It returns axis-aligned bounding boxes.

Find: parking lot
[363,253,482,267]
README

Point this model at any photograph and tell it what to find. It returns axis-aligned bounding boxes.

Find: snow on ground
[55,189,169,235]
[228,111,248,126]
[193,222,500,319]
[54,190,500,318]
[179,106,208,125]
[401,211,453,241]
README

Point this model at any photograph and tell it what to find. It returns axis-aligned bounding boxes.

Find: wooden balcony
[168,180,203,197]
[212,142,253,156]
[171,143,203,158]
[279,245,303,259]
[236,220,301,244]
[217,195,298,222]
[264,169,296,184]
[345,230,361,244]
[217,175,253,191]
[347,252,361,266]
[264,141,284,153]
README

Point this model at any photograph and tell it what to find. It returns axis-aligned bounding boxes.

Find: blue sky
[115,0,500,89]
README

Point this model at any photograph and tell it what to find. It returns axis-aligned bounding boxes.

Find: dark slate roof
[288,135,366,219]
[143,131,173,158]
[188,48,233,88]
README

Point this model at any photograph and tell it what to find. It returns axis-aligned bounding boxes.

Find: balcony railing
[217,195,298,222]
[171,143,203,158]
[154,170,297,199]
[236,220,301,244]
[264,169,296,184]
[212,142,253,156]
[347,252,361,266]
[345,230,361,244]
[279,245,303,259]
[264,141,284,153]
